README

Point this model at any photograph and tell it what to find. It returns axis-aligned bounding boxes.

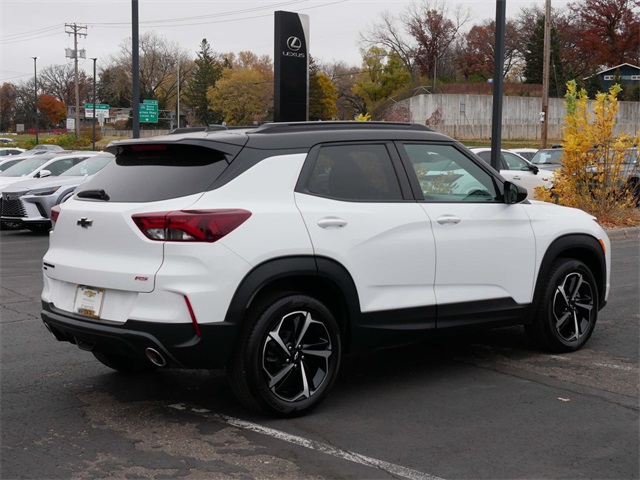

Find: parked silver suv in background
[1,154,114,232]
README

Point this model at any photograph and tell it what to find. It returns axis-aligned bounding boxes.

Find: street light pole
[91,58,97,150]
[132,0,140,138]
[31,56,39,145]
[177,62,180,129]
[541,0,551,148]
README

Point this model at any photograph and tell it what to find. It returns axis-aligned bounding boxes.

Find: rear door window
[45,156,88,176]
[306,144,403,201]
[75,144,230,202]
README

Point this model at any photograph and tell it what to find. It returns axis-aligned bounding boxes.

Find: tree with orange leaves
[37,94,66,126]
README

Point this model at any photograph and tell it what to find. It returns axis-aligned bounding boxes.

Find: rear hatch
[43,138,246,293]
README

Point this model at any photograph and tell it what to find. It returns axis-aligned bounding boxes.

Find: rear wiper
[76,189,110,201]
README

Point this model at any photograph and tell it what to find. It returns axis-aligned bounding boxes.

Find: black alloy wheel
[527,258,598,353]
[552,271,595,343]
[228,293,341,417]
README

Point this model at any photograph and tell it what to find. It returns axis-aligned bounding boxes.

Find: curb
[605,227,640,239]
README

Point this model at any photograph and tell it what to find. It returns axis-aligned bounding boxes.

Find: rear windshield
[530,149,563,166]
[75,144,230,202]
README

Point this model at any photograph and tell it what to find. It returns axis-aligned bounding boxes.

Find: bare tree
[108,31,193,110]
[405,0,470,80]
[39,63,92,107]
[9,79,43,129]
[318,60,366,119]
[360,11,419,82]
[360,1,470,83]
[0,82,17,131]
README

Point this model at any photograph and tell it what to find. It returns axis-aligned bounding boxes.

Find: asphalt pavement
[1,229,638,480]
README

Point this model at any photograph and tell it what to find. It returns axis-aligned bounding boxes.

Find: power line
[0,2,306,39]
[84,0,348,29]
[86,0,309,26]
[0,24,61,41]
[0,30,63,45]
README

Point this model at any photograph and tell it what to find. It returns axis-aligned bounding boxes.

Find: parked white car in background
[469,147,554,198]
[0,147,25,157]
[508,148,538,161]
[0,151,103,192]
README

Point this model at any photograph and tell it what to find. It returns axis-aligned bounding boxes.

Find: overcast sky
[1,0,571,83]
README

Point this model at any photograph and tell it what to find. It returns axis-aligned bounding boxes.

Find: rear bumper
[1,216,50,228]
[41,302,239,369]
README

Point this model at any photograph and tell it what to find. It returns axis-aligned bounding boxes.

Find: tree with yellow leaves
[536,80,639,226]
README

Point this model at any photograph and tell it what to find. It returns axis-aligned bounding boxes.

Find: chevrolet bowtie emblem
[77,218,93,228]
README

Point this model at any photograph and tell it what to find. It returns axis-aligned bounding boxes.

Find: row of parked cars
[471,145,639,205]
[0,145,114,232]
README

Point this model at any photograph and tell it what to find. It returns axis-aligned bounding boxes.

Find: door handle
[512,176,522,180]
[317,217,347,229]
[436,215,461,225]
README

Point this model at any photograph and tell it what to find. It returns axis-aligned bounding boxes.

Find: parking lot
[1,229,638,479]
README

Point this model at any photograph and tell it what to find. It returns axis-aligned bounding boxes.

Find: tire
[228,293,341,417]
[526,258,598,353]
[92,351,157,373]
[626,178,640,207]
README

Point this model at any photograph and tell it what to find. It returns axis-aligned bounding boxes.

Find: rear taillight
[132,209,252,242]
[50,205,61,228]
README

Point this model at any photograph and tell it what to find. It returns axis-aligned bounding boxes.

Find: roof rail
[206,124,229,132]
[252,121,432,134]
[168,126,207,135]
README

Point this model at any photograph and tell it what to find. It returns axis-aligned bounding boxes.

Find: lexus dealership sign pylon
[274,11,309,122]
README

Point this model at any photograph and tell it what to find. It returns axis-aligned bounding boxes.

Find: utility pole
[65,23,87,139]
[541,0,551,148]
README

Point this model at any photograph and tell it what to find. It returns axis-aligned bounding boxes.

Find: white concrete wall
[400,94,639,141]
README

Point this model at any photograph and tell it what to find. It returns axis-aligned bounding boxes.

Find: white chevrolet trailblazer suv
[41,122,611,416]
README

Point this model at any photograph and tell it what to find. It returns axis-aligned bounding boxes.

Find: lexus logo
[77,217,93,228]
[286,36,302,51]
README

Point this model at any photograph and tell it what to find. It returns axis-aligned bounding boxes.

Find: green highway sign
[84,103,109,118]
[140,99,158,123]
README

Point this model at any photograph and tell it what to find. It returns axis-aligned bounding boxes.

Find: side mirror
[37,169,51,178]
[504,181,528,204]
[530,165,539,174]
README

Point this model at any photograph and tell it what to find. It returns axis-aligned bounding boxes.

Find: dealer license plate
[74,285,105,318]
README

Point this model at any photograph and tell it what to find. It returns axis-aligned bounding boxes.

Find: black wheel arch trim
[534,233,607,311]
[224,255,361,349]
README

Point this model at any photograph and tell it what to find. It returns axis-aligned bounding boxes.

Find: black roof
[106,121,454,154]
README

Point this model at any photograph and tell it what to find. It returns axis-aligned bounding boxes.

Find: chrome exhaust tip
[43,322,53,335]
[43,321,62,340]
[145,347,167,367]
